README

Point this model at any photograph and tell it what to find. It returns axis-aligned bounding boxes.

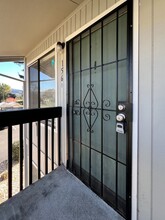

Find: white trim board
[27,44,56,67]
[132,0,138,219]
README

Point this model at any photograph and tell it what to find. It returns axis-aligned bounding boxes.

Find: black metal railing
[0,107,62,199]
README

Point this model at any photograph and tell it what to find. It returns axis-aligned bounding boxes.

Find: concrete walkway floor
[0,165,124,220]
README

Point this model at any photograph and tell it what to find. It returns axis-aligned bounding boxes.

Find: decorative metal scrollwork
[91,101,96,107]
[84,109,90,116]
[83,84,99,108]
[83,109,90,131]
[103,99,111,108]
[73,109,80,115]
[82,84,100,132]
[90,109,98,132]
[83,108,98,132]
[103,112,111,121]
[74,99,80,106]
[87,84,94,88]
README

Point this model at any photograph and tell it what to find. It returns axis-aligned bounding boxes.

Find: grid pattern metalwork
[68,4,132,219]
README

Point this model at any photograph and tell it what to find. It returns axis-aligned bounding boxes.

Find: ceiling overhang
[0,0,84,57]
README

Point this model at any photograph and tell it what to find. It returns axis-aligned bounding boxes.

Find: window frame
[28,49,55,109]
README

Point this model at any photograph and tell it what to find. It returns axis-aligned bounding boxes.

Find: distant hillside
[11,88,23,96]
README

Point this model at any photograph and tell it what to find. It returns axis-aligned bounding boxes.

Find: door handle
[116,114,126,134]
[116,113,125,122]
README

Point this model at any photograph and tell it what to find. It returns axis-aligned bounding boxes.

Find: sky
[0,61,55,91]
[0,62,24,90]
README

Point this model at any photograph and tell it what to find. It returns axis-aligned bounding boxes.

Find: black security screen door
[68,4,132,219]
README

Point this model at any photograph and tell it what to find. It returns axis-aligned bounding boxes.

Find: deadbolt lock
[118,104,126,111]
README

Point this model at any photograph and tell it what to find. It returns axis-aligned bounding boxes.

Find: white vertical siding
[63,22,68,40]
[60,26,64,42]
[81,6,86,26]
[24,0,165,219]
[138,0,152,219]
[92,0,99,17]
[71,14,76,33]
[100,0,107,13]
[67,20,71,37]
[107,0,115,8]
[152,0,165,219]
[26,0,122,63]
[56,29,60,43]
[139,0,165,219]
[76,10,81,30]
[86,0,92,22]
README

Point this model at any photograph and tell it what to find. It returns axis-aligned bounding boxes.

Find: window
[0,57,24,110]
[29,50,55,108]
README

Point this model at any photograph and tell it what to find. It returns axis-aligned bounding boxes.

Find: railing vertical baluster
[0,107,62,200]
[51,118,54,170]
[37,121,41,179]
[19,124,23,191]
[8,126,12,198]
[29,122,32,185]
[58,117,61,166]
[45,120,48,174]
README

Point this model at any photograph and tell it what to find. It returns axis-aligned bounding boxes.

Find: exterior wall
[26,0,121,63]
[138,0,165,219]
[26,0,165,219]
[26,0,136,217]
[26,0,126,177]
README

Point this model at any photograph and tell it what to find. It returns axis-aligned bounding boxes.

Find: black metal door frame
[67,1,133,219]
